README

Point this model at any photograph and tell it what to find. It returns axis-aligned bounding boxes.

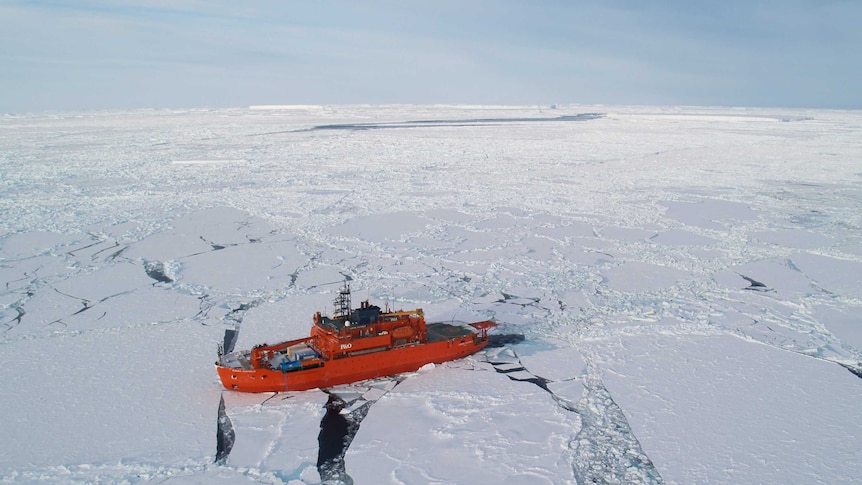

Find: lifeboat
[216,284,497,392]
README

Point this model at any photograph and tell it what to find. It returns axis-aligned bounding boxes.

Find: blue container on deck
[280,360,302,372]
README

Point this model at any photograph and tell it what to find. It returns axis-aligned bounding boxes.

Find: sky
[1,0,861,112]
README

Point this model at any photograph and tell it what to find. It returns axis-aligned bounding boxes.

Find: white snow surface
[1,105,861,484]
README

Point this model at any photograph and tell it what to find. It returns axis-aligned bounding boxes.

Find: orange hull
[216,283,496,393]
[217,332,488,393]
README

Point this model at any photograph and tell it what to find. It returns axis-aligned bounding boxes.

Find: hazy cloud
[2,0,860,111]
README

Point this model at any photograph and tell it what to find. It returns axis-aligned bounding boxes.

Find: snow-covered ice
[589,333,862,484]
[1,104,861,483]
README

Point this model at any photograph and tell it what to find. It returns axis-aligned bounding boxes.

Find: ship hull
[217,333,487,393]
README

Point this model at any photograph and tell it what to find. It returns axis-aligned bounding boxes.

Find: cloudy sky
[2,0,860,112]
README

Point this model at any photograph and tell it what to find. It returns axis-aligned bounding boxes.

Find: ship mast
[333,281,352,319]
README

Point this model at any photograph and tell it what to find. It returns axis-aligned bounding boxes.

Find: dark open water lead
[215,394,235,465]
[317,393,374,485]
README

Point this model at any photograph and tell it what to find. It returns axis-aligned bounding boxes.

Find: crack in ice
[486,345,663,484]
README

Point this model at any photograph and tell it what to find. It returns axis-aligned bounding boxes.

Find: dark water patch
[222,328,239,355]
[64,237,106,256]
[487,333,525,348]
[13,306,25,325]
[66,290,132,317]
[4,271,33,290]
[491,366,528,374]
[507,374,552,393]
[200,236,234,251]
[143,260,173,283]
[224,300,259,325]
[306,113,605,132]
[317,377,405,483]
[215,394,235,465]
[92,241,122,262]
[840,363,862,379]
[497,292,541,306]
[193,294,212,320]
[488,358,552,393]
[740,274,771,291]
[317,393,365,485]
[70,300,92,315]
[2,306,26,335]
[52,288,93,316]
[106,245,128,262]
[486,345,553,394]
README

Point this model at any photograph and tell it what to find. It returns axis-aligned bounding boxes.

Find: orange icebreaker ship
[216,284,497,393]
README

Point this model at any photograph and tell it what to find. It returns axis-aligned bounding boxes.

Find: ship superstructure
[216,284,496,392]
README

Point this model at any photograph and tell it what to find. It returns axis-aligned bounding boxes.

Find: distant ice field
[1,105,861,484]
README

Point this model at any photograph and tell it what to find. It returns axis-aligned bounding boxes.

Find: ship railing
[382,309,424,319]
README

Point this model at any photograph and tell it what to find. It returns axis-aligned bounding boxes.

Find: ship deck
[426,322,475,342]
[218,350,253,370]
